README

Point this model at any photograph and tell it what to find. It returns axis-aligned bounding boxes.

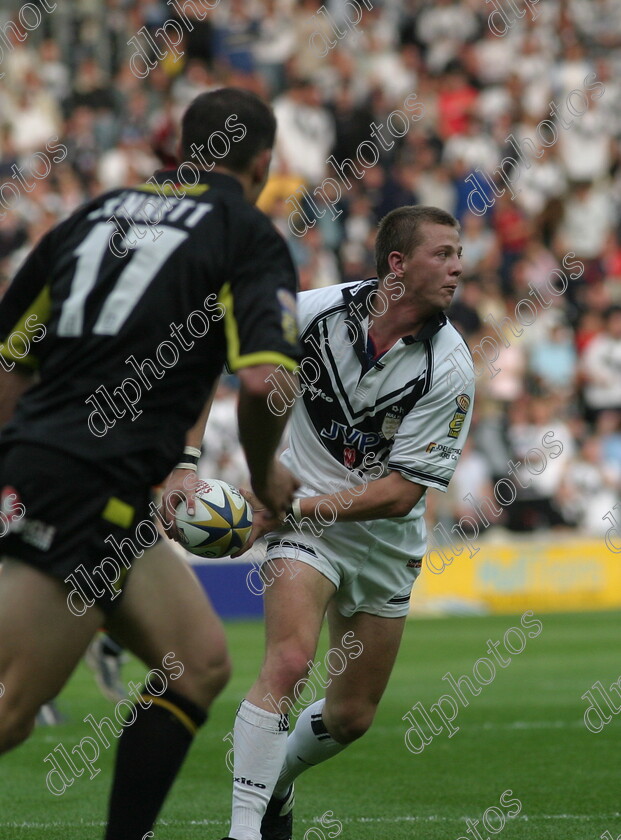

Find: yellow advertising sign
[412,539,621,615]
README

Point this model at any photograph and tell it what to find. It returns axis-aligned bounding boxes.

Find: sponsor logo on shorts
[0,487,55,549]
[14,517,55,551]
[406,558,422,569]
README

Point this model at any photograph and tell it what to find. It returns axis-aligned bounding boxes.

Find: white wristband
[175,446,201,471]
[291,498,302,522]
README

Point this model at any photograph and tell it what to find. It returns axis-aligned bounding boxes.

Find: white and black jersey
[281,279,475,541]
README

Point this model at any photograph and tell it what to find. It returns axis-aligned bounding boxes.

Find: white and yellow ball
[175,479,253,558]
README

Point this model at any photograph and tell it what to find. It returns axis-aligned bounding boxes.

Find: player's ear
[250,148,272,189]
[387,250,406,277]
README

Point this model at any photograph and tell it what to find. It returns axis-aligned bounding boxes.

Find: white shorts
[264,518,423,618]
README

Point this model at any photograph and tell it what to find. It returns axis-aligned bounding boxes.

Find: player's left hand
[230,488,283,557]
[160,468,199,542]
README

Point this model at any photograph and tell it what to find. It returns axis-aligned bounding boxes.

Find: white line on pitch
[2,813,619,829]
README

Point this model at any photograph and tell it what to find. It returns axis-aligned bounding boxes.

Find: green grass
[1,610,620,839]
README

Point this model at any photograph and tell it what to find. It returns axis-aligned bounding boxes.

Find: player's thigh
[262,556,336,656]
[324,602,406,710]
[245,556,336,707]
[0,559,103,717]
[105,539,229,706]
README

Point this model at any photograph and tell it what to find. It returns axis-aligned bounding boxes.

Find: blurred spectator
[443,114,500,172]
[272,78,335,184]
[505,396,574,532]
[580,306,621,423]
[254,0,296,96]
[10,73,62,154]
[554,180,614,292]
[65,58,116,115]
[415,0,479,73]
[528,320,577,394]
[436,63,478,139]
[212,0,260,76]
[557,436,620,535]
[441,436,500,532]
[38,39,71,102]
[492,194,532,295]
[458,213,500,276]
[596,410,621,478]
[447,278,483,338]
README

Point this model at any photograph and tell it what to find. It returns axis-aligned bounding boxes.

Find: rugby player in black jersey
[0,87,299,839]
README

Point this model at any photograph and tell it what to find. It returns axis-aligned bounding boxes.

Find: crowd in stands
[1,0,621,537]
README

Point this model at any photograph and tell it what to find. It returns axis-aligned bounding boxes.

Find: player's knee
[205,650,232,697]
[263,646,313,696]
[327,702,376,744]
[173,647,231,709]
[195,650,231,707]
[0,697,35,754]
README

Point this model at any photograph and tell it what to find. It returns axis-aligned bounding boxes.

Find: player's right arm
[237,364,298,517]
[218,215,301,517]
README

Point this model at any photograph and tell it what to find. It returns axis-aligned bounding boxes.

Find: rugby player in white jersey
[169,205,475,840]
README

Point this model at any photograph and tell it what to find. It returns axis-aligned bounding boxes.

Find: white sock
[229,699,290,840]
[273,699,346,798]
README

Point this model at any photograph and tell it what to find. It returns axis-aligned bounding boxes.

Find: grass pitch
[1,610,619,840]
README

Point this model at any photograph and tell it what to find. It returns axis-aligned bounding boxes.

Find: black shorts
[0,443,161,614]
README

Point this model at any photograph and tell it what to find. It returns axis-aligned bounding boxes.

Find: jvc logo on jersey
[320,420,381,452]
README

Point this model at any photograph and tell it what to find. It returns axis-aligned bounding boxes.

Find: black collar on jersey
[341,277,447,345]
[149,167,244,195]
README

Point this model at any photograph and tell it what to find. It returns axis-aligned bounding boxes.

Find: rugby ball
[175,479,253,558]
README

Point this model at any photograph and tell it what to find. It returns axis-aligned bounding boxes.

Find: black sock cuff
[101,636,123,657]
[311,710,330,739]
[140,674,207,733]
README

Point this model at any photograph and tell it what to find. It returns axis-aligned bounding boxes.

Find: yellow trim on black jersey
[218,281,240,363]
[101,496,135,529]
[233,351,299,372]
[143,695,198,736]
[218,281,298,373]
[137,184,210,197]
[0,284,51,370]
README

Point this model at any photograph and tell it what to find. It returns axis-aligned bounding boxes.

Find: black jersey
[0,170,300,484]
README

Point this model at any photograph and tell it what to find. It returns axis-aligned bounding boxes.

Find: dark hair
[375,205,460,280]
[180,87,276,173]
